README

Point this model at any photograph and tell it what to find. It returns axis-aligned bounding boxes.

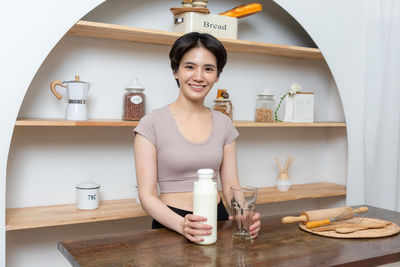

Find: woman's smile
[189,83,206,92]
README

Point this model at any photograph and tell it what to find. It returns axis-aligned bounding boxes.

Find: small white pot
[76,180,100,210]
[276,173,291,192]
[276,179,291,192]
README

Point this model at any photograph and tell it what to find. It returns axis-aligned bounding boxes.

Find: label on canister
[130,95,143,104]
[76,180,100,210]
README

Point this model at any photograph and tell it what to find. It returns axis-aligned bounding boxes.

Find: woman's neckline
[166,105,214,146]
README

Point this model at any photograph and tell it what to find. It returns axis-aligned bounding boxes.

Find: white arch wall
[7,0,345,211]
[0,1,104,266]
[274,0,366,205]
[0,1,363,266]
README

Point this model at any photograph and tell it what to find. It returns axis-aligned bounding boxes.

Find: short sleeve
[133,114,156,145]
[224,117,239,145]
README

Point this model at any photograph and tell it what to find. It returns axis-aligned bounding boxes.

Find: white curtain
[364,0,400,211]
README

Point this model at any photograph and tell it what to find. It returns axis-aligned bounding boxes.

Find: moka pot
[50,76,90,121]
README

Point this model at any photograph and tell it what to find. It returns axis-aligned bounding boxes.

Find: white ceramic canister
[193,168,217,245]
[76,180,100,210]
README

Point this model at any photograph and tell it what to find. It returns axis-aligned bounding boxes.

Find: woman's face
[174,46,219,103]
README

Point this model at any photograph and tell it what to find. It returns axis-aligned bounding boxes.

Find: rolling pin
[282,206,368,228]
[219,3,262,19]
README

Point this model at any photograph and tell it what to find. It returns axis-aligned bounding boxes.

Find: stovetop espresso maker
[50,76,90,121]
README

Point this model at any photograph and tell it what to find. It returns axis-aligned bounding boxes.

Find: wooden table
[58,206,400,266]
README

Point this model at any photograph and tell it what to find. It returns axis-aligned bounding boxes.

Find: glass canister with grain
[122,78,145,121]
[255,84,275,122]
[213,89,233,119]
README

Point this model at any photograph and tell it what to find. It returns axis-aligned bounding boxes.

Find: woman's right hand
[182,214,212,242]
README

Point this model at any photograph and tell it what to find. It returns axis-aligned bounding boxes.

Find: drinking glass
[230,186,257,240]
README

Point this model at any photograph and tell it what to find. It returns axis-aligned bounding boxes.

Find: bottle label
[130,95,143,105]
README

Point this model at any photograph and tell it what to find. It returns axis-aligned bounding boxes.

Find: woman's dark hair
[169,32,227,86]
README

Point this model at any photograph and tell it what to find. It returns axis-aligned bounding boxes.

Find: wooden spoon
[335,222,392,234]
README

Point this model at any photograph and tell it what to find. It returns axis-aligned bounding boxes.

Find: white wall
[275,0,367,205]
[2,0,351,266]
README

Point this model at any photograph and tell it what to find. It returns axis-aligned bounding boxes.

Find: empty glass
[230,186,257,240]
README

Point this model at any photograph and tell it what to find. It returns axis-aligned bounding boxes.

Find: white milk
[193,168,218,245]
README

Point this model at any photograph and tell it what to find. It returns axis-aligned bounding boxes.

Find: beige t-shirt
[134,105,239,193]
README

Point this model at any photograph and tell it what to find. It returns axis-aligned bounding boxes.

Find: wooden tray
[299,217,400,238]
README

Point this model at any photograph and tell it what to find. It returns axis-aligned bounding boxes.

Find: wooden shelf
[15,119,345,128]
[67,20,323,60]
[234,121,346,128]
[15,119,139,127]
[256,182,346,204]
[6,182,345,231]
[6,199,146,231]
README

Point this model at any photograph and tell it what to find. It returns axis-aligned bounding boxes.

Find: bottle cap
[197,168,214,179]
[258,83,274,96]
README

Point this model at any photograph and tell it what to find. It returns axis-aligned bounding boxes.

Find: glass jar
[213,98,233,119]
[255,85,275,122]
[122,78,145,121]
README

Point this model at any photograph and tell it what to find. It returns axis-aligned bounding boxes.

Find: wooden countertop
[58,206,400,266]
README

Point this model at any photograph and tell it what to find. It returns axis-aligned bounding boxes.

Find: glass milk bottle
[193,168,217,245]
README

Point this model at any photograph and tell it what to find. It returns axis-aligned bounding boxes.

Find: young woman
[134,32,261,242]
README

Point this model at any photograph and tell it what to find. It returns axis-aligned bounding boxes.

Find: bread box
[173,12,238,39]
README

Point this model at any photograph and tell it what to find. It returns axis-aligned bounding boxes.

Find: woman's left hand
[229,212,261,239]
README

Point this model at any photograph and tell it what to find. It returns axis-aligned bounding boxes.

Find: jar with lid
[212,89,233,119]
[255,84,276,122]
[122,78,145,121]
[76,180,101,210]
[213,99,233,119]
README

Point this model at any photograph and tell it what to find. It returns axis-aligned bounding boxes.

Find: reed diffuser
[274,156,293,192]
